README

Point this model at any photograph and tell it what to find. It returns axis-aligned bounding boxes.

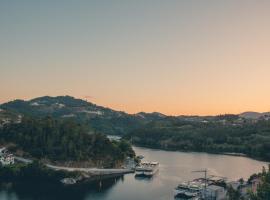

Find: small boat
[135,161,159,177]
[61,178,77,185]
[174,181,204,199]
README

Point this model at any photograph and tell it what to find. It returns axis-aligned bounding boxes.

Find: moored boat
[174,181,205,199]
[135,161,159,177]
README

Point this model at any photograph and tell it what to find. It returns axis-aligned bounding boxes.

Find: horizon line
[1,95,269,117]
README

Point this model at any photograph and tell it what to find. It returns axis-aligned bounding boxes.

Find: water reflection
[0,176,123,200]
[134,175,154,182]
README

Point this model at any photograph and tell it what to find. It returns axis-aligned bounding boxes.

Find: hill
[0,96,149,135]
[0,116,134,168]
[239,111,270,119]
[124,116,270,161]
[2,95,270,161]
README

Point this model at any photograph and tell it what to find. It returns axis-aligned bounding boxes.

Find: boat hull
[135,162,159,177]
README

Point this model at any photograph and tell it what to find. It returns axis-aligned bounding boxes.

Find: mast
[192,168,208,199]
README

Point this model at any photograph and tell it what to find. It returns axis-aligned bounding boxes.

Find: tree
[250,165,270,200]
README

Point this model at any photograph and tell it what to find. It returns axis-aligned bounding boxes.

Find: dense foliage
[250,165,270,200]
[0,161,77,183]
[125,117,270,161]
[2,96,270,162]
[0,117,134,167]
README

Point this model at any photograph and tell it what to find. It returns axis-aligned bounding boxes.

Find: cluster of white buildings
[0,147,15,166]
[174,175,263,200]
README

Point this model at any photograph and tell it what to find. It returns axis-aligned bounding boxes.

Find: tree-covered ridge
[2,96,270,161]
[0,96,149,135]
[125,117,270,161]
[0,117,134,168]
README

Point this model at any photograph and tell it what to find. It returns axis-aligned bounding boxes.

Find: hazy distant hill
[239,111,270,119]
[135,112,167,121]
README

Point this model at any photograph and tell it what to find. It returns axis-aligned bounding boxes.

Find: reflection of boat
[134,175,153,181]
[174,181,205,199]
[135,161,159,177]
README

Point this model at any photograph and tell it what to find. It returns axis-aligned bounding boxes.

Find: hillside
[2,96,270,162]
[124,116,270,161]
[0,109,22,127]
[1,96,270,137]
[239,111,270,119]
[0,116,134,168]
[0,96,148,135]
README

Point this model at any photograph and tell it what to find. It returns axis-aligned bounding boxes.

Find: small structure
[227,181,240,190]
[0,154,15,166]
[205,185,226,200]
[0,147,15,166]
[107,135,121,142]
[251,177,262,194]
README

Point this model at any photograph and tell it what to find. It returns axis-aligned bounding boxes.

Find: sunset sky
[1,1,270,115]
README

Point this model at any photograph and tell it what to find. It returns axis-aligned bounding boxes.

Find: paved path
[14,156,133,175]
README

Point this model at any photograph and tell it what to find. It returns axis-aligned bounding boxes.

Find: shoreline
[132,144,270,163]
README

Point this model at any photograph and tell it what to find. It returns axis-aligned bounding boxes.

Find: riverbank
[0,159,134,187]
[0,146,268,200]
[131,143,270,163]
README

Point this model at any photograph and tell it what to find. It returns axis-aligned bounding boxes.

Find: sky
[1,0,270,116]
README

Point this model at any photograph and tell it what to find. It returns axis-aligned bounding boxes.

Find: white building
[205,185,226,200]
[0,147,15,166]
[0,154,15,166]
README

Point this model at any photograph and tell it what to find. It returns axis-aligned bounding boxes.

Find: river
[0,146,268,200]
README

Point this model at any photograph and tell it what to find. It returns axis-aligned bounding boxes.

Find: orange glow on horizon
[1,1,270,116]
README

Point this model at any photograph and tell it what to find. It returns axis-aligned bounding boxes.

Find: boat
[135,165,145,176]
[135,161,159,177]
[174,181,205,199]
[61,178,77,185]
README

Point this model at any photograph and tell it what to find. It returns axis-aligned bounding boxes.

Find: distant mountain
[2,95,270,135]
[135,112,167,120]
[0,96,155,135]
[1,96,116,117]
[239,111,270,119]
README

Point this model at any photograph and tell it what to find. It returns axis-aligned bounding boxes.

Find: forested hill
[124,117,270,161]
[2,96,270,162]
[0,96,156,135]
[0,116,134,168]
[1,96,269,137]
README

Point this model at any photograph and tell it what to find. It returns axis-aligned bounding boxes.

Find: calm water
[0,146,268,200]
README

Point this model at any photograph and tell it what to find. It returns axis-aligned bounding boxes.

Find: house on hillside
[0,154,15,166]
[0,147,15,166]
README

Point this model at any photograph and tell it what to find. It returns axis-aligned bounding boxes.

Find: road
[14,156,133,175]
